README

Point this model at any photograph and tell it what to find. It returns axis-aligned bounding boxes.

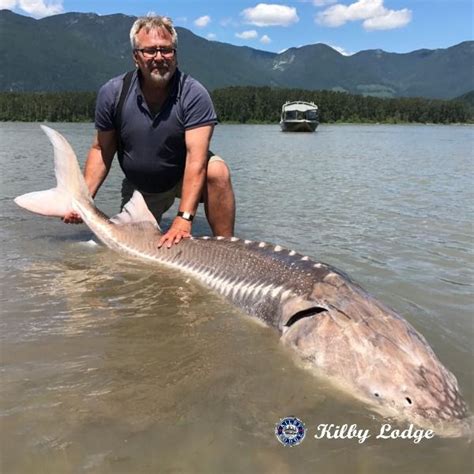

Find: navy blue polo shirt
[95,69,217,193]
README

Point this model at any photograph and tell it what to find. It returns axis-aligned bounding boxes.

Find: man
[64,14,235,248]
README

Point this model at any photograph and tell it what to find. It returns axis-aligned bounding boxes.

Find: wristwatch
[177,211,194,222]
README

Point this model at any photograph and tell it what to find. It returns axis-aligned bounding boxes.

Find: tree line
[0,87,470,124]
[0,92,97,122]
[212,87,471,124]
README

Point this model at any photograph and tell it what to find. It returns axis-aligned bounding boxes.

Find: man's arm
[63,130,117,223]
[158,124,213,247]
[84,130,117,197]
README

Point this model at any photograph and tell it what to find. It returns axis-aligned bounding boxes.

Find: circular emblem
[275,416,306,447]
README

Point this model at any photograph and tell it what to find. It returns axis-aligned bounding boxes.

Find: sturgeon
[15,126,470,436]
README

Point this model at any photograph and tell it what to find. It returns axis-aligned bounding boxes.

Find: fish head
[353,342,470,435]
[280,271,470,436]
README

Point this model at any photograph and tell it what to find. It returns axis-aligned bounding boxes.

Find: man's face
[133,27,177,87]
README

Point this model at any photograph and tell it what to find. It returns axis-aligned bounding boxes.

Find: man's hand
[158,217,192,248]
[62,210,83,224]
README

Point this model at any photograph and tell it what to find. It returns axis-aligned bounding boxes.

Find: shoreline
[1,120,473,126]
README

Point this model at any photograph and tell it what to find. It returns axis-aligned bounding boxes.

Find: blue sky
[2,1,472,55]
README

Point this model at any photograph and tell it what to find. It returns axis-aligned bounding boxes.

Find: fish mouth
[367,399,472,438]
[402,414,472,438]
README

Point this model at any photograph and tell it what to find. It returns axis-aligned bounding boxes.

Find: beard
[148,62,175,87]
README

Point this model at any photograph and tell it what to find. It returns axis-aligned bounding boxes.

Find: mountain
[1,10,472,99]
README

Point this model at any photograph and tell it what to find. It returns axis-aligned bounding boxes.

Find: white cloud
[312,0,337,6]
[194,15,211,28]
[317,0,384,27]
[316,0,412,30]
[260,34,272,44]
[235,30,258,39]
[2,0,64,17]
[363,8,411,30]
[317,0,411,30]
[241,3,299,27]
[0,0,17,8]
[206,33,217,40]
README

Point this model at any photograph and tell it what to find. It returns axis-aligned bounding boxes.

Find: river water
[1,123,473,473]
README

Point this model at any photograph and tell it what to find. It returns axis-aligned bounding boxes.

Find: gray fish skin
[15,126,470,437]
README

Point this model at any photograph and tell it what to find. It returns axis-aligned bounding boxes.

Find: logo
[275,417,306,447]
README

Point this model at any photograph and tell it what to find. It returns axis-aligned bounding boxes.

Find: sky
[1,0,473,55]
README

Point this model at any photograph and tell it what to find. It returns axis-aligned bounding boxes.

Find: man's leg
[203,157,236,237]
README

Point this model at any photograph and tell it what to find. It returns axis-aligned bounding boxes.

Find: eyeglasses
[135,47,176,59]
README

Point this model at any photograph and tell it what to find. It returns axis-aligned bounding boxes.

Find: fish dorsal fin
[110,190,161,231]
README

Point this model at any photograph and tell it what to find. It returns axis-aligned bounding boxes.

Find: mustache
[150,58,172,66]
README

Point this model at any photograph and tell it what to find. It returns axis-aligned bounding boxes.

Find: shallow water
[1,123,473,473]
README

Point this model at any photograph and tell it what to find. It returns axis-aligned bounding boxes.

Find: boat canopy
[280,101,319,131]
[282,101,318,112]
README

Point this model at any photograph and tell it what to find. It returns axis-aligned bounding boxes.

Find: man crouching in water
[64,14,236,248]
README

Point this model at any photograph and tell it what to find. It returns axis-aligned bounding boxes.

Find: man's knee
[207,158,232,189]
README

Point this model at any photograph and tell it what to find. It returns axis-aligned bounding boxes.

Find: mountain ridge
[1,10,472,99]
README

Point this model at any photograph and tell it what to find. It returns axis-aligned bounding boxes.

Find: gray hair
[130,14,178,49]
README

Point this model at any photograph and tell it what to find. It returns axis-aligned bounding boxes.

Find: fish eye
[374,392,380,398]
[405,397,413,405]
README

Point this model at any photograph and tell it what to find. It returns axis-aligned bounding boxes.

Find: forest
[0,87,470,124]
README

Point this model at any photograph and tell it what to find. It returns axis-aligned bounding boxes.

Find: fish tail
[14,125,92,217]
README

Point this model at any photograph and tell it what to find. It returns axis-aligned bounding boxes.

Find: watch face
[178,211,194,221]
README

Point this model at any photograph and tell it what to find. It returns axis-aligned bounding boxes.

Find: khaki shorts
[120,152,224,222]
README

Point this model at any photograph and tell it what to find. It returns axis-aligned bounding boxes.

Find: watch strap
[177,211,194,222]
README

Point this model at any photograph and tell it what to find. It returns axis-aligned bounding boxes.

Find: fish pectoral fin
[14,188,71,217]
[110,190,161,231]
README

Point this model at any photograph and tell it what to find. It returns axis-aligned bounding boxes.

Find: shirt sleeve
[95,78,121,131]
[181,79,218,130]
